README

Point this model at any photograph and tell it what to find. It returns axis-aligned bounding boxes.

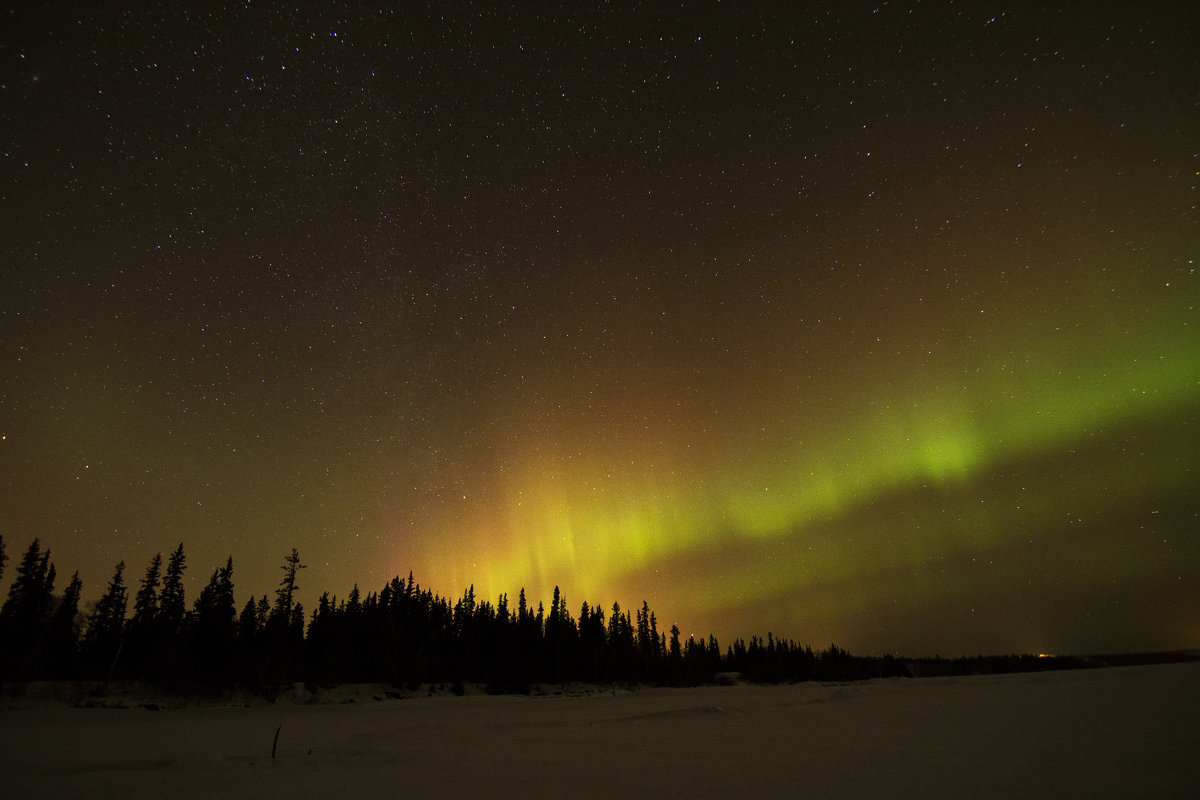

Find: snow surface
[3,661,1197,799]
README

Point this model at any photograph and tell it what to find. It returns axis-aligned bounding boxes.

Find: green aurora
[422,250,1198,654]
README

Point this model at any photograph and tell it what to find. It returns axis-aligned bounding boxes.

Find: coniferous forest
[0,534,1099,695]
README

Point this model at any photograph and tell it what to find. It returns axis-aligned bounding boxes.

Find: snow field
[2,660,1196,799]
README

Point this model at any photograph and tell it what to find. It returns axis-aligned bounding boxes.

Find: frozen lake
[3,661,1197,799]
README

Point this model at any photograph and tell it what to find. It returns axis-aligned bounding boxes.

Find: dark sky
[2,1,1197,657]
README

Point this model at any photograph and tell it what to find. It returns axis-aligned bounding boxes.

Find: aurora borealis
[2,2,1197,656]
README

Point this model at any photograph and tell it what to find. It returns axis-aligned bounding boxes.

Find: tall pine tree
[83,562,128,679]
[157,543,187,633]
[193,557,236,681]
[132,553,162,627]
[43,571,83,678]
[272,548,305,628]
[0,539,56,679]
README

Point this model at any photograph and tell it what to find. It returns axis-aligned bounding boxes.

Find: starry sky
[2,2,1197,657]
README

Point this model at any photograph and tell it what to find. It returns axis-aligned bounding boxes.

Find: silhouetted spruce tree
[0,539,56,679]
[607,602,636,681]
[483,590,525,693]
[123,552,162,676]
[683,633,715,685]
[83,561,127,679]
[132,553,162,627]
[667,624,683,683]
[235,594,259,676]
[547,586,561,635]
[254,594,270,629]
[649,611,660,658]
[478,591,511,692]
[379,572,420,686]
[405,586,449,687]
[636,601,650,661]
[631,602,660,677]
[544,586,561,681]
[262,549,305,683]
[509,588,540,688]
[0,532,7,582]
[306,591,340,684]
[496,591,509,626]
[42,571,83,678]
[378,579,407,682]
[727,641,744,670]
[329,587,365,683]
[144,543,187,677]
[576,601,607,682]
[452,585,486,688]
[290,601,305,641]
[237,597,258,641]
[543,587,576,683]
[158,543,187,630]
[235,595,268,684]
[706,635,722,682]
[270,549,304,634]
[192,557,236,681]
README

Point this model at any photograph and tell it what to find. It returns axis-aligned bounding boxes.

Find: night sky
[2,2,1197,657]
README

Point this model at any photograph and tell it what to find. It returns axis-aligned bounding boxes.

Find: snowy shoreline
[3,660,1197,799]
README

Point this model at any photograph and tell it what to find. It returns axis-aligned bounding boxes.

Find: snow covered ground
[3,661,1197,799]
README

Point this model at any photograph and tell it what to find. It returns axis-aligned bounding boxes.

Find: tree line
[0,534,1090,693]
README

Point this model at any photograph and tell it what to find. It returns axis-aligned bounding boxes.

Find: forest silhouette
[0,535,1102,693]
